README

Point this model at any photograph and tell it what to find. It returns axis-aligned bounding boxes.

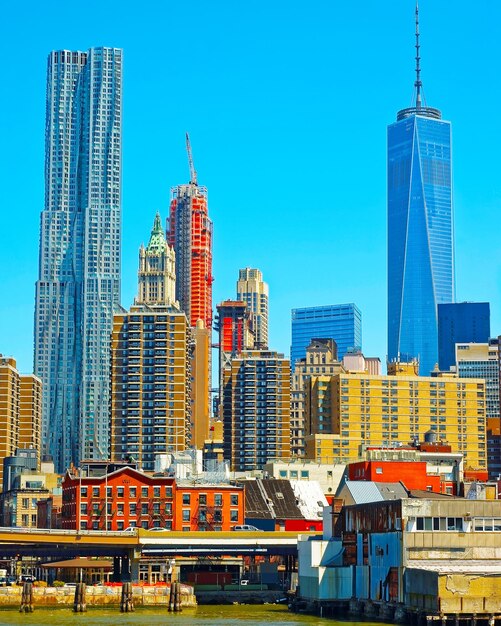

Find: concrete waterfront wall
[0,584,197,607]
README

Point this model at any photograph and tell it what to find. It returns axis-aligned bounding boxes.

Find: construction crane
[185,132,198,186]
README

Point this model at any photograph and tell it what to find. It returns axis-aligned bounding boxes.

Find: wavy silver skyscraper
[34,48,122,471]
[387,6,454,376]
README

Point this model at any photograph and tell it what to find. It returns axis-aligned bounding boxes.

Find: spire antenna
[185,132,198,185]
[414,1,422,109]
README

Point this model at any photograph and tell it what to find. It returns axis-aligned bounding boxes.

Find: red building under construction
[168,135,213,329]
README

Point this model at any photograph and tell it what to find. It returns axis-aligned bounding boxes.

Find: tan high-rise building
[236,268,269,349]
[191,320,211,449]
[19,375,43,465]
[291,338,344,458]
[304,362,487,470]
[136,212,177,307]
[222,350,290,471]
[0,356,42,489]
[110,215,193,471]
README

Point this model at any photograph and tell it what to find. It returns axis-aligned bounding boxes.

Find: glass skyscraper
[34,48,122,472]
[387,8,454,376]
[438,302,490,371]
[290,304,362,370]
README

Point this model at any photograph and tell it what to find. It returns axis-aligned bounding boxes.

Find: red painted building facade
[348,460,442,493]
[61,466,244,532]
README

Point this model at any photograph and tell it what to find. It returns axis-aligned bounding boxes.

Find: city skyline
[1,1,501,375]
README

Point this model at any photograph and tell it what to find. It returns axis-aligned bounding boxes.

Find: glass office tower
[34,48,122,471]
[387,8,454,376]
[438,302,490,371]
[290,304,362,370]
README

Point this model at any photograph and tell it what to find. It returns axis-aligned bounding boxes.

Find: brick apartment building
[61,465,244,531]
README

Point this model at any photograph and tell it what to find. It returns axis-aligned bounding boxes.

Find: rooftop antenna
[185,132,197,185]
[414,1,422,109]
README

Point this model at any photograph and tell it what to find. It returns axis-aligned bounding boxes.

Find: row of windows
[79,486,240,506]
[81,485,172,499]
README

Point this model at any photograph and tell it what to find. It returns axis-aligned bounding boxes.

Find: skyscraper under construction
[168,135,213,330]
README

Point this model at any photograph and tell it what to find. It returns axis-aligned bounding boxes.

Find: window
[117,521,124,531]
[93,487,100,497]
[22,498,29,509]
[141,487,148,498]
[80,503,88,515]
[300,471,309,479]
[129,503,137,515]
[107,487,112,498]
[199,494,207,505]
[474,518,501,531]
[153,487,160,498]
[182,510,190,522]
[117,503,124,516]
[141,503,148,515]
[230,510,239,522]
[415,516,463,532]
[117,487,124,498]
[165,487,172,498]
[231,494,239,506]
[80,487,88,497]
[214,494,222,506]
[129,486,136,498]
[182,493,190,505]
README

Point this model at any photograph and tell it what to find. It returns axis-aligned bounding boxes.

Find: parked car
[232,525,259,531]
[148,527,170,532]
[19,575,36,583]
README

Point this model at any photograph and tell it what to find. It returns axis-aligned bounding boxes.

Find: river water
[0,605,377,625]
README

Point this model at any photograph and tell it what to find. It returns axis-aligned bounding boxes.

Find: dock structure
[294,497,501,624]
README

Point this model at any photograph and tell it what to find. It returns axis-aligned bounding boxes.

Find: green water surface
[0,604,378,625]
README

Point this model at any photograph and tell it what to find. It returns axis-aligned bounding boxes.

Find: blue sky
[1,1,500,373]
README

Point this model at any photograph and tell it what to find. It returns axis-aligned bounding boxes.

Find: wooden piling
[120,581,134,613]
[168,582,174,612]
[20,582,34,613]
[174,581,182,613]
[73,582,87,612]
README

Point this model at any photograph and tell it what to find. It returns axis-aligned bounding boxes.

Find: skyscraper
[110,215,193,471]
[34,48,122,471]
[168,135,213,330]
[438,302,490,372]
[455,340,499,478]
[236,268,269,348]
[387,6,454,376]
[136,212,177,307]
[290,304,362,370]
[291,339,343,458]
[0,356,42,489]
[222,350,291,471]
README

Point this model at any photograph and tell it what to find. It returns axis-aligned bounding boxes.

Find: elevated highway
[0,528,319,560]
